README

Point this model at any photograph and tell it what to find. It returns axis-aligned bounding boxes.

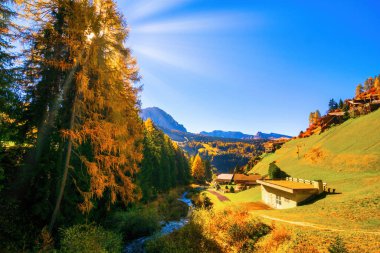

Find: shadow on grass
[299,191,342,206]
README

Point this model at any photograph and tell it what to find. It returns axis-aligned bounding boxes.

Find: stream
[124,192,193,253]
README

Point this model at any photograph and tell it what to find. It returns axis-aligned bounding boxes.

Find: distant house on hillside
[300,111,346,138]
[216,174,233,184]
[257,177,325,209]
[263,142,275,153]
[347,92,380,117]
[233,174,262,186]
[263,138,290,153]
[216,173,262,186]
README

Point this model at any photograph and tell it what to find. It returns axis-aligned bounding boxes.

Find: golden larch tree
[191,154,205,182]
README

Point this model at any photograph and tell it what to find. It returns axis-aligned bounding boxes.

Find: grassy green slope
[250,109,380,230]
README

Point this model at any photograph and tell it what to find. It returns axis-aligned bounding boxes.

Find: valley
[1,1,380,252]
[141,107,291,173]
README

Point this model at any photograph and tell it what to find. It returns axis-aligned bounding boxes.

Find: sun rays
[116,0,262,100]
[125,0,192,24]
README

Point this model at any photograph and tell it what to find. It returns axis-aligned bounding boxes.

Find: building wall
[216,179,231,184]
[260,185,315,209]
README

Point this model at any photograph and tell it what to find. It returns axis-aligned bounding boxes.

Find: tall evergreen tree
[328,99,338,112]
[139,119,190,200]
[20,0,144,231]
[338,99,344,109]
[203,158,212,182]
[0,0,21,142]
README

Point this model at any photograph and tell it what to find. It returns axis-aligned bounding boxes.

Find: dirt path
[259,215,380,235]
[207,190,230,202]
[242,202,272,210]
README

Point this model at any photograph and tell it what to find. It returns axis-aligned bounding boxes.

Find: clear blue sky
[116,0,380,136]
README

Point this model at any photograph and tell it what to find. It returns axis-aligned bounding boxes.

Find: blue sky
[116,0,380,136]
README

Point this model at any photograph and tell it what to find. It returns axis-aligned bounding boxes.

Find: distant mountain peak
[200,130,292,140]
[254,131,292,140]
[141,107,292,141]
[141,107,187,133]
[200,130,251,139]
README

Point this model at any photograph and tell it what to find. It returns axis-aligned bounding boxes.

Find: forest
[181,140,264,173]
[0,0,193,251]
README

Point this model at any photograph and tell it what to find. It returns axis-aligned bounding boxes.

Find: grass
[203,187,262,210]
[247,110,380,231]
[200,110,380,251]
[224,186,261,203]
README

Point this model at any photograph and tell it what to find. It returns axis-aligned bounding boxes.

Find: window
[276,195,282,206]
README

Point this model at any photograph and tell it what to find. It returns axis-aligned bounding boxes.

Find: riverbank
[124,191,193,253]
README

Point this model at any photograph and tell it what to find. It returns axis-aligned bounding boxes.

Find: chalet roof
[234,174,262,182]
[263,142,274,148]
[217,174,233,180]
[257,180,318,194]
[347,100,363,105]
[328,111,345,116]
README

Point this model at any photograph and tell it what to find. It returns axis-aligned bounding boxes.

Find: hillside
[141,107,187,133]
[250,109,380,231]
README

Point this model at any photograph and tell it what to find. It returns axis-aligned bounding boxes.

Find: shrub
[216,184,221,190]
[192,207,271,252]
[257,226,292,252]
[230,186,235,193]
[268,162,289,179]
[148,207,273,253]
[59,224,122,253]
[158,199,189,221]
[105,208,160,241]
[192,193,213,209]
[146,222,221,253]
[328,237,348,253]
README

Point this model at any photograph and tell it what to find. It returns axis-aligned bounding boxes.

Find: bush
[59,224,122,253]
[105,208,160,241]
[192,193,213,209]
[146,222,221,253]
[268,162,289,179]
[159,199,189,221]
[230,186,235,193]
[193,207,271,252]
[216,184,221,190]
[148,207,272,253]
[328,237,348,253]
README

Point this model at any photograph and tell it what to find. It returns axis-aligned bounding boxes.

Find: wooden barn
[216,174,233,184]
[233,174,262,186]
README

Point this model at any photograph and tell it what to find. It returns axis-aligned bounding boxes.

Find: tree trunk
[48,98,76,233]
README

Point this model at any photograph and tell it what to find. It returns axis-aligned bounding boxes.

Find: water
[124,192,192,253]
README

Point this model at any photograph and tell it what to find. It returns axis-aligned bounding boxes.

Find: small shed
[216,174,233,184]
[257,179,324,209]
